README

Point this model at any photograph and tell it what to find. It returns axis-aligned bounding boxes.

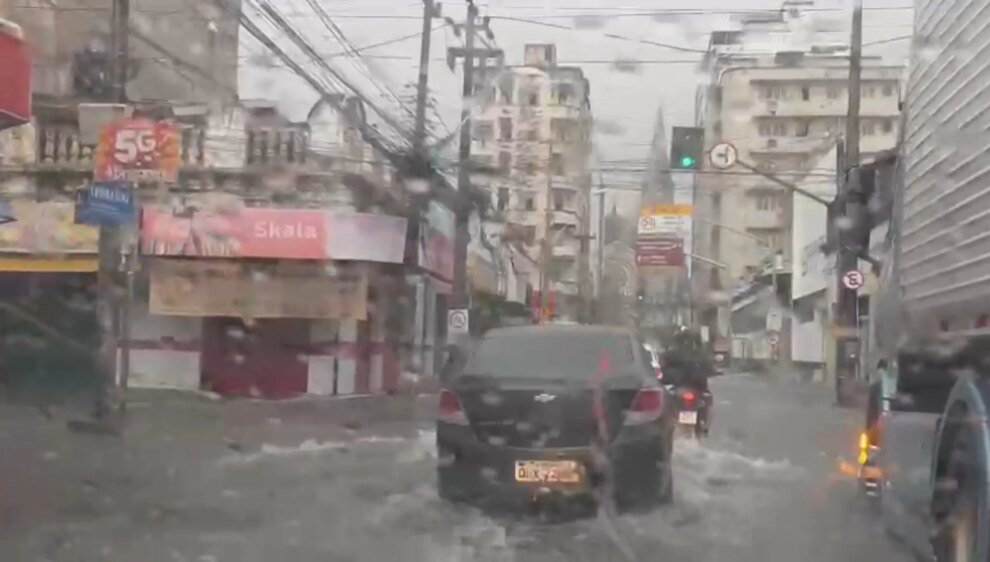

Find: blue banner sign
[74,181,135,227]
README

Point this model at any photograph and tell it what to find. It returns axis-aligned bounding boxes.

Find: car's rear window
[461,331,635,380]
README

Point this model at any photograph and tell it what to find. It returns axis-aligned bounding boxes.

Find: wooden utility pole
[834,0,864,406]
[413,0,442,157]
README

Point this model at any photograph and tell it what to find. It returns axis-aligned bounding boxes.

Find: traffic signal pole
[834,0,864,406]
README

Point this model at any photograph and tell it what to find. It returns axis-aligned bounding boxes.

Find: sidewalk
[0,387,438,544]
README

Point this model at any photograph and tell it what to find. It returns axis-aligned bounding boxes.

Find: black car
[435,324,676,512]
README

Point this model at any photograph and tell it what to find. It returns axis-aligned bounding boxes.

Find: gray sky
[240,0,913,214]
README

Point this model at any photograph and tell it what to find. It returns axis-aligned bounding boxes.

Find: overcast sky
[240,0,913,214]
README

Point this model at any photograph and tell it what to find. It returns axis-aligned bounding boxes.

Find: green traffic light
[680,156,695,168]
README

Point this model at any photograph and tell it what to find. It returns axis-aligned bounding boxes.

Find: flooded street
[2,374,917,561]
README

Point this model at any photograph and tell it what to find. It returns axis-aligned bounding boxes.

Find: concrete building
[692,2,903,344]
[5,0,240,103]
[470,44,593,320]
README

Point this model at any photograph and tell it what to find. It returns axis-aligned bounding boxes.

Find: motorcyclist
[660,327,715,435]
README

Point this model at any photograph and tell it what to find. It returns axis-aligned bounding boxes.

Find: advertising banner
[419,201,455,281]
[141,196,407,263]
[0,200,99,254]
[148,259,368,320]
[94,118,181,183]
[635,237,685,267]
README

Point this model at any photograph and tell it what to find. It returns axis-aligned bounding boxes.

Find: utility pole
[834,0,864,406]
[539,141,554,322]
[413,0,442,157]
[448,1,499,310]
[452,1,477,310]
[90,0,131,423]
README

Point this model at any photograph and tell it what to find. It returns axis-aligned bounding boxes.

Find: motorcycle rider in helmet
[660,326,715,435]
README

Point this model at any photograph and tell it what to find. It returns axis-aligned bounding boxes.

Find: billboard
[141,195,407,263]
[148,259,368,320]
[638,203,691,236]
[0,200,99,254]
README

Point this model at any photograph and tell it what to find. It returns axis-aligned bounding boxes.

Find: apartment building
[471,44,593,319]
[692,4,903,342]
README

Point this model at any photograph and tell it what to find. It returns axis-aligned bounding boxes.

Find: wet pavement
[1,375,920,561]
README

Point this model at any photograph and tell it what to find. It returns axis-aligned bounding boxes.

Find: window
[796,120,810,137]
[758,123,772,137]
[862,86,876,98]
[473,121,493,146]
[524,196,535,211]
[861,120,876,136]
[763,86,788,100]
[550,152,564,175]
[755,194,779,211]
[498,151,511,173]
[764,232,782,248]
[497,188,509,211]
[770,122,788,136]
[552,82,575,105]
[882,83,896,97]
[526,129,538,141]
[882,119,895,134]
[553,191,565,211]
[461,331,634,380]
[498,117,513,141]
[801,86,810,101]
[827,86,842,99]
[528,92,540,106]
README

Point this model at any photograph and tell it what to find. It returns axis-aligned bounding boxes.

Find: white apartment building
[470,44,593,319]
[692,4,903,342]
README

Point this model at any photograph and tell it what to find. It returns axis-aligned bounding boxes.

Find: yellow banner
[149,259,368,320]
[0,256,98,272]
[0,200,99,254]
[640,203,692,217]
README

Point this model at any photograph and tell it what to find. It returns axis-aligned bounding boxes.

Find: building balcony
[553,238,581,259]
[745,209,786,230]
[3,123,314,174]
[552,210,580,228]
[754,96,899,118]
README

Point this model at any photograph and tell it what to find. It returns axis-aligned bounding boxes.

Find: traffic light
[670,126,705,170]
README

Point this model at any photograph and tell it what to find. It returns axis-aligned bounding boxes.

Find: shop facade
[124,193,409,398]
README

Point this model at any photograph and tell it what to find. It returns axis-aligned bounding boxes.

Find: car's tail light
[681,390,696,402]
[438,388,468,425]
[625,388,663,425]
[654,366,664,380]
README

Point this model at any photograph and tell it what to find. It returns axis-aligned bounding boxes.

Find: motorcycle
[672,386,711,439]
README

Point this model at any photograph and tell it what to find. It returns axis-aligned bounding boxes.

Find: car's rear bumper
[436,422,668,509]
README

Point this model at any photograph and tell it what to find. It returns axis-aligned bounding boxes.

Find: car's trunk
[453,375,642,448]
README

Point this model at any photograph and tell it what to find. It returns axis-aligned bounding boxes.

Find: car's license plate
[514,460,581,484]
[678,411,698,425]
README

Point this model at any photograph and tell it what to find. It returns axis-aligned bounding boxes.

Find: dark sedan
[435,325,676,512]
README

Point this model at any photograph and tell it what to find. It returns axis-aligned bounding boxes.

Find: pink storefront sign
[142,201,407,262]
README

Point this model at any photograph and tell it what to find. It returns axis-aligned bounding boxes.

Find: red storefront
[0,19,31,131]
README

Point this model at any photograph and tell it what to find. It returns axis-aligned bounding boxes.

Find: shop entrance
[201,317,309,398]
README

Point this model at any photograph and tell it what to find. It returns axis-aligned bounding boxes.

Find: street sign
[74,181,135,226]
[635,237,685,267]
[708,142,738,170]
[842,269,865,290]
[94,118,180,183]
[448,308,470,336]
[638,203,691,236]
